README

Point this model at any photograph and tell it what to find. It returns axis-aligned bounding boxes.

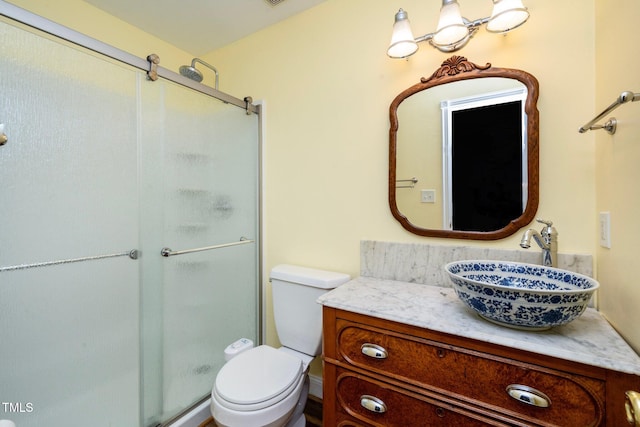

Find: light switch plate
[421,189,436,203]
[599,212,611,248]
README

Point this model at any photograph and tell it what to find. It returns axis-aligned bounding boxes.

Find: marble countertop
[318,276,640,375]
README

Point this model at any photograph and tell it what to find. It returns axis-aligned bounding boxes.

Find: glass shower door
[139,78,260,425]
[0,19,140,427]
[1,13,261,427]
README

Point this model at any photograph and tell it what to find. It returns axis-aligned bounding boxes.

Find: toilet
[211,264,350,427]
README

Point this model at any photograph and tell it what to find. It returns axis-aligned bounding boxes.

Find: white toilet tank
[270,264,350,357]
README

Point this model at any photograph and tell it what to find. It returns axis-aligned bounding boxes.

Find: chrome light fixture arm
[413,17,487,43]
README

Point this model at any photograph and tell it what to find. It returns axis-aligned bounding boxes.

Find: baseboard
[309,373,323,399]
[167,397,211,427]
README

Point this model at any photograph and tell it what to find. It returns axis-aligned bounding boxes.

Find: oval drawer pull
[625,390,640,426]
[361,343,388,359]
[506,384,551,408]
[0,124,7,146]
[360,395,387,413]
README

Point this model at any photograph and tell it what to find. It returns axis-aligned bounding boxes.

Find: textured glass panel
[0,261,139,426]
[139,79,259,423]
[0,20,139,427]
[161,245,258,413]
[0,20,138,265]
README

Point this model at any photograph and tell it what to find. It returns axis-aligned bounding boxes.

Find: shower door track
[0,0,258,114]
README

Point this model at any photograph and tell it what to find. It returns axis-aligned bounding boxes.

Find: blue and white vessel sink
[444,260,600,331]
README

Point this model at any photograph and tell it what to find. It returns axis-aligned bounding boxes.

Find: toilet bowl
[211,264,350,427]
[212,346,311,427]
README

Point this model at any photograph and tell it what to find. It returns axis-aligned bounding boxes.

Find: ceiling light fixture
[387,0,529,58]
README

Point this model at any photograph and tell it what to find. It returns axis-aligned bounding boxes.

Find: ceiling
[84,0,327,56]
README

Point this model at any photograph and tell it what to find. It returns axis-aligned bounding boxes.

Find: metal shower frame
[0,1,256,114]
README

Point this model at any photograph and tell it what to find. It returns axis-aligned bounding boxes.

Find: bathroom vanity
[319,277,640,426]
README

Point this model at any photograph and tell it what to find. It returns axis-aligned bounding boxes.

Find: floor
[199,395,322,427]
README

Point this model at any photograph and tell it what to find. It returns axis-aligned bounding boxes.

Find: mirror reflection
[389,56,539,240]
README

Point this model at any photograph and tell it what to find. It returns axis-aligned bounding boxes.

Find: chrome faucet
[520,219,558,267]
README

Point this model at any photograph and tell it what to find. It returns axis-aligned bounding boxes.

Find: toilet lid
[215,345,302,407]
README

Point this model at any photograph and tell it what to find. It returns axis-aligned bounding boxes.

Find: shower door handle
[161,237,254,257]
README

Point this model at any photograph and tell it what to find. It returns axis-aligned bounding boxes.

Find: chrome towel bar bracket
[579,91,640,134]
[161,237,254,257]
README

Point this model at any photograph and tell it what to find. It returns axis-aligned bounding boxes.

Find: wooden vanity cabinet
[322,306,640,427]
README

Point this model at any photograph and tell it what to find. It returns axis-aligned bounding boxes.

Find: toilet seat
[214,345,303,412]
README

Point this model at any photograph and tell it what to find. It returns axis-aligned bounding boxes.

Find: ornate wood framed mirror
[389,56,539,240]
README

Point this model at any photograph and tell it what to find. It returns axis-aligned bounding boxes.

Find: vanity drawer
[335,413,367,427]
[336,320,605,426]
[335,367,510,427]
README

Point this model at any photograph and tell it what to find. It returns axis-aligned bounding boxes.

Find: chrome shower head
[179,64,203,82]
[179,58,219,90]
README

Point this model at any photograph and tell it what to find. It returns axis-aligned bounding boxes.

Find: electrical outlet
[599,212,611,248]
[421,189,436,203]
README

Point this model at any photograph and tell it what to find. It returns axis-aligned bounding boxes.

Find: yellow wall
[206,0,597,260]
[594,0,640,351]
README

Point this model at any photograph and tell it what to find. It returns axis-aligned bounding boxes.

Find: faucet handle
[536,218,558,240]
[536,218,553,227]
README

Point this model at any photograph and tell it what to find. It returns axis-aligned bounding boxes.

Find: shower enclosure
[0,3,261,426]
